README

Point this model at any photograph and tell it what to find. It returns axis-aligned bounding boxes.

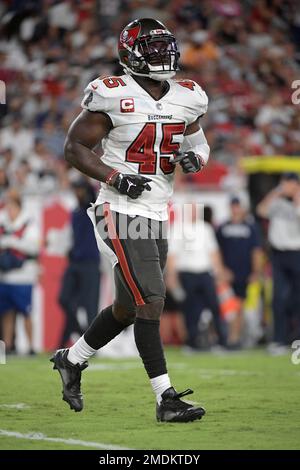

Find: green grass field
[0,348,300,450]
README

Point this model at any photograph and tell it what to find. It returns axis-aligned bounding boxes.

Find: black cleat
[156,387,205,423]
[50,349,88,412]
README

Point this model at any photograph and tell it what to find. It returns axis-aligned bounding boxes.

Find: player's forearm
[181,128,210,168]
[64,139,117,184]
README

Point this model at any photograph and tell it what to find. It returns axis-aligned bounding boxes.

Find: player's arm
[256,187,283,218]
[64,110,151,199]
[173,117,210,173]
[64,109,114,182]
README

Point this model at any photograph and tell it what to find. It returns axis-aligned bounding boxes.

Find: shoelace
[174,389,194,400]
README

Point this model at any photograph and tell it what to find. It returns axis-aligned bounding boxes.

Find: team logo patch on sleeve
[120,98,135,113]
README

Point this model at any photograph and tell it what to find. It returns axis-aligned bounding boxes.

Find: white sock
[150,374,172,404]
[67,336,97,365]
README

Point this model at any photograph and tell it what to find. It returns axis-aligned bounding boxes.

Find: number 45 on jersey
[126,122,185,175]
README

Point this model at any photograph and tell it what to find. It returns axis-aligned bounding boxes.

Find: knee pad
[113,302,136,326]
[136,298,164,321]
[146,279,166,304]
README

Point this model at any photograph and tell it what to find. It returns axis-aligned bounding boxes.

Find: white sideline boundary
[0,429,132,450]
[0,403,30,410]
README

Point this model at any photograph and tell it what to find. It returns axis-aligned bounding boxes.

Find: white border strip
[0,429,131,450]
[0,404,30,410]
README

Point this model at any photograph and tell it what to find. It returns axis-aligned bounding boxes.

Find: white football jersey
[81,74,208,221]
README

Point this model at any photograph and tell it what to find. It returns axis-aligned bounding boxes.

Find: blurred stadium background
[0,0,300,357]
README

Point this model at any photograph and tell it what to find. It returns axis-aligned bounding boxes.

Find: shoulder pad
[81,76,128,112]
[174,79,208,117]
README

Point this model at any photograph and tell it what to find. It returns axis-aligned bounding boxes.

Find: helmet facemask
[121,33,180,81]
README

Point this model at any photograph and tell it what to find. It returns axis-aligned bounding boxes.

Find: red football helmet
[118,18,180,81]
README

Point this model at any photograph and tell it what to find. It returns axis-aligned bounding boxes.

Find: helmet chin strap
[121,62,176,81]
[148,71,176,81]
[142,54,177,80]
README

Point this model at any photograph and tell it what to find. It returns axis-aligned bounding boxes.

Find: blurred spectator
[216,196,263,345]
[217,197,262,296]
[257,172,300,354]
[180,30,220,70]
[58,179,100,348]
[35,118,65,159]
[13,159,40,194]
[0,166,9,204]
[0,116,34,161]
[204,204,242,348]
[169,203,227,351]
[0,189,40,354]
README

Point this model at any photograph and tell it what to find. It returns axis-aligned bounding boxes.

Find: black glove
[113,173,152,199]
[172,151,204,174]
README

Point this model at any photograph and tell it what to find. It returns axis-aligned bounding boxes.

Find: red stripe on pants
[103,203,145,306]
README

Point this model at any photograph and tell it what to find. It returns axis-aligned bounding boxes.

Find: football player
[51,18,210,422]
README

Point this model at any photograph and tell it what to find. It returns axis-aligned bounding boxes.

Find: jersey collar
[129,75,174,102]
